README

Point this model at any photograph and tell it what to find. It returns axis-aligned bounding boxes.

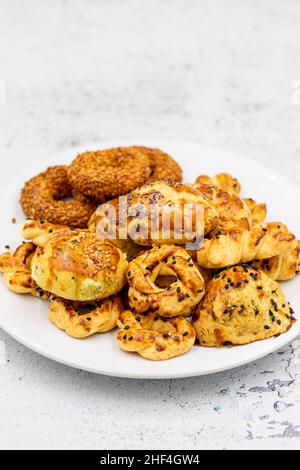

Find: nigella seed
[123,334,127,340]
[177,287,181,293]
[188,263,193,267]
[291,316,296,321]
[197,289,203,293]
[230,282,235,287]
[290,308,294,314]
[186,293,190,298]
[178,295,184,302]
[163,334,169,339]
[127,271,131,277]
[264,325,270,330]
[255,309,259,316]
[235,282,242,288]
[277,319,281,325]
[172,260,176,265]
[135,316,141,322]
[225,285,229,290]
[182,331,189,337]
[4,245,10,250]
[128,336,133,341]
[257,286,263,290]
[124,325,130,330]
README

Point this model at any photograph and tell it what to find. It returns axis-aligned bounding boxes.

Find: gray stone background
[0,0,300,449]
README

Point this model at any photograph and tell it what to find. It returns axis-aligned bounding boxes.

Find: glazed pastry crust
[31,230,127,301]
[0,242,38,293]
[117,309,195,360]
[243,198,267,224]
[193,266,293,347]
[197,222,297,269]
[49,294,122,338]
[192,182,252,232]
[127,245,205,317]
[195,173,241,194]
[125,181,219,246]
[250,241,300,281]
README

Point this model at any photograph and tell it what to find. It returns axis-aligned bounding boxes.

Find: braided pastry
[249,241,300,281]
[197,222,297,269]
[243,198,267,224]
[127,245,205,317]
[0,242,38,293]
[21,219,69,246]
[192,182,251,232]
[49,294,122,338]
[195,173,241,194]
[117,309,195,360]
[193,266,294,347]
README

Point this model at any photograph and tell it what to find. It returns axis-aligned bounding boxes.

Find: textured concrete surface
[0,0,300,450]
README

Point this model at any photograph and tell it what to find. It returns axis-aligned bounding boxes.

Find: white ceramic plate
[0,141,299,379]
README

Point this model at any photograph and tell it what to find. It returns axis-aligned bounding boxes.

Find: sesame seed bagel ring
[117,309,196,360]
[68,147,151,199]
[20,165,97,228]
[49,294,123,338]
[133,146,182,182]
[127,245,205,317]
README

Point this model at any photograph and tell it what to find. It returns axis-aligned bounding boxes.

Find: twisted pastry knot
[127,245,205,317]
[195,173,241,194]
[117,309,195,360]
[243,198,267,224]
[192,181,252,232]
[0,242,38,293]
[197,222,297,269]
[21,219,69,246]
[49,295,122,338]
[250,240,300,281]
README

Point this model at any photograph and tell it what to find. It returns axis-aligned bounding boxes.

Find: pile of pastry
[0,146,298,361]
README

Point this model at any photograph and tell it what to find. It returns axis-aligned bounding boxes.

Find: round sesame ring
[133,146,183,182]
[20,165,97,228]
[117,309,196,360]
[68,147,151,199]
[126,245,205,317]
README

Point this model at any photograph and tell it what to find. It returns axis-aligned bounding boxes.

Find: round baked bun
[31,230,127,301]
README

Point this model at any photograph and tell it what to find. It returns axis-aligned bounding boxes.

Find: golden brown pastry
[243,198,267,224]
[192,182,251,232]
[31,229,127,301]
[20,165,97,227]
[21,219,69,246]
[250,241,300,281]
[49,294,122,338]
[123,181,218,246]
[88,203,145,260]
[195,173,241,194]
[0,242,38,293]
[193,265,294,347]
[68,147,151,199]
[197,222,297,269]
[127,245,205,317]
[132,146,182,182]
[117,309,195,360]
